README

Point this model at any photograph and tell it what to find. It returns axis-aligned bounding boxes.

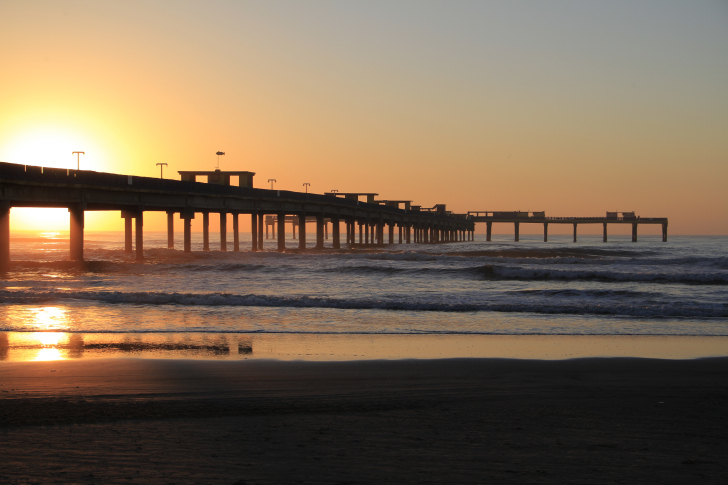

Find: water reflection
[0,331,254,361]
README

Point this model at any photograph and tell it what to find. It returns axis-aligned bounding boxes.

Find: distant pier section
[468,211,668,242]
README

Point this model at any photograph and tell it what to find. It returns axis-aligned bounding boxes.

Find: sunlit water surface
[1,232,726,361]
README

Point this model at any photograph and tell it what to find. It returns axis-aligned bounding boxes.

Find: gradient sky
[1,0,726,234]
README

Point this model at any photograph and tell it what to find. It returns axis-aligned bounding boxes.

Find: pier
[468,211,668,243]
[0,162,474,270]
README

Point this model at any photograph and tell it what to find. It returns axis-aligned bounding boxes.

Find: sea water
[1,232,726,361]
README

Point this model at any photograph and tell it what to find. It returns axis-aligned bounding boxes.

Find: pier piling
[167,211,174,249]
[233,213,240,252]
[69,206,85,261]
[219,213,227,251]
[299,213,307,250]
[202,212,210,251]
[332,217,341,249]
[0,206,9,272]
[277,213,286,252]
[134,211,143,261]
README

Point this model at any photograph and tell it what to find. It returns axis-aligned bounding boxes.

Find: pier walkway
[0,162,473,269]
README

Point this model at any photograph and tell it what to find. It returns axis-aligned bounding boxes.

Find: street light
[303,183,310,193]
[156,163,168,179]
[331,189,338,193]
[215,151,225,169]
[72,151,85,170]
[268,179,277,190]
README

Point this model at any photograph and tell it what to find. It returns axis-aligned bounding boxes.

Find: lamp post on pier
[72,151,85,170]
[303,183,310,193]
[215,151,225,169]
[268,179,277,190]
[156,163,168,179]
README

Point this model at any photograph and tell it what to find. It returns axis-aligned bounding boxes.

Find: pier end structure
[468,211,668,242]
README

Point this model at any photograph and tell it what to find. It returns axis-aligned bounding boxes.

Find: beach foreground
[1,358,727,484]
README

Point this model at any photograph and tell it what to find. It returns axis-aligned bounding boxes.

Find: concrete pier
[202,212,210,251]
[299,213,307,250]
[514,222,520,242]
[167,212,174,249]
[219,213,227,251]
[257,215,263,250]
[0,206,10,272]
[123,214,133,253]
[233,213,240,252]
[134,211,143,261]
[69,205,84,261]
[277,212,286,252]
[468,211,668,243]
[183,215,192,252]
[250,213,257,251]
[332,217,341,249]
[316,215,324,249]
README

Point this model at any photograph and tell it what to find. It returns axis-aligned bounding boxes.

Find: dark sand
[1,357,727,484]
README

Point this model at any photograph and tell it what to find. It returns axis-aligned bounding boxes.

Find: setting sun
[0,126,108,171]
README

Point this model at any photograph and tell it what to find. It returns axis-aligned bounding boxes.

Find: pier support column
[219,213,227,251]
[332,217,341,249]
[424,227,429,244]
[398,225,402,244]
[265,220,269,239]
[167,212,175,249]
[258,214,264,250]
[299,213,307,250]
[486,222,492,242]
[316,215,324,249]
[603,223,608,243]
[277,213,286,252]
[514,222,520,242]
[202,212,210,251]
[181,214,193,253]
[662,223,668,242]
[134,211,143,261]
[69,206,85,262]
[406,226,411,244]
[123,214,133,253]
[324,222,328,240]
[573,223,577,243]
[358,222,363,244]
[250,213,257,251]
[388,223,394,244]
[0,206,9,272]
[232,213,240,252]
[364,222,369,245]
[543,223,548,242]
[632,223,638,243]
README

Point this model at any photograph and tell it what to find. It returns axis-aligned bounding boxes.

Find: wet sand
[1,357,727,484]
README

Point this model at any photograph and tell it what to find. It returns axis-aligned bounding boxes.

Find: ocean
[1,232,727,361]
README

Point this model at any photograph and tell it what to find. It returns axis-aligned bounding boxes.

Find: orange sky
[1,1,726,235]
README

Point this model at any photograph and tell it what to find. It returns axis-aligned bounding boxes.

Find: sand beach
[1,356,727,484]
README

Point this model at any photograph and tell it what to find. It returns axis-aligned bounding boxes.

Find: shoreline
[3,332,728,362]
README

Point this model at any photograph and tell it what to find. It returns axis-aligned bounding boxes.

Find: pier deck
[0,162,473,269]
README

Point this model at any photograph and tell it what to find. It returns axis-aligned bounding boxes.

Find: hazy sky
[1,1,726,234]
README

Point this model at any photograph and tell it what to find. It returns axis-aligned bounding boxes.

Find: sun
[0,126,108,171]
[0,125,117,231]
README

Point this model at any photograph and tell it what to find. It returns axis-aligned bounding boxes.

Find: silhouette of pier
[0,162,474,270]
[468,211,668,242]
